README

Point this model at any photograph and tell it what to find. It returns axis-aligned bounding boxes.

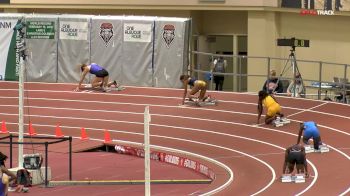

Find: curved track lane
[0,82,349,195]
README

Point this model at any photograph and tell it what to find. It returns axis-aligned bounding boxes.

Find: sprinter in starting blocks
[257,90,285,126]
[297,121,326,153]
[282,144,309,182]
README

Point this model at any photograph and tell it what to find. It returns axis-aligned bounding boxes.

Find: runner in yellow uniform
[257,90,284,124]
[180,75,208,105]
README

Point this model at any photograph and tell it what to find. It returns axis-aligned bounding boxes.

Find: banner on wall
[123,23,152,42]
[59,21,88,40]
[153,19,189,88]
[91,17,123,84]
[25,17,58,82]
[26,21,55,39]
[0,19,20,81]
[58,17,90,83]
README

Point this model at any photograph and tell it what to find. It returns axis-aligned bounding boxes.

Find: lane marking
[1,92,350,120]
[0,84,348,194]
[4,120,320,196]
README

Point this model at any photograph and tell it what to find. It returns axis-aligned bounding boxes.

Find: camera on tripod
[277,37,310,48]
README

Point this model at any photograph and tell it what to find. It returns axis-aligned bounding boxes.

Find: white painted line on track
[8,131,233,196]
[2,102,349,195]
[1,89,350,120]
[1,84,349,195]
[3,118,319,196]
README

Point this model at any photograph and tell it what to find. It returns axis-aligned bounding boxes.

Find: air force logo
[99,23,114,47]
[162,24,175,48]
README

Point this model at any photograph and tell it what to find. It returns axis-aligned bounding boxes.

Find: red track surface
[0,81,349,195]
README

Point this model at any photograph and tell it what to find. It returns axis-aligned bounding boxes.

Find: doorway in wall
[195,34,247,92]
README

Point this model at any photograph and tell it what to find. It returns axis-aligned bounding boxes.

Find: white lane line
[3,101,350,136]
[2,81,350,107]
[1,91,350,120]
[1,96,350,123]
[0,86,348,194]
[4,119,319,196]
[4,109,348,160]
[17,131,232,196]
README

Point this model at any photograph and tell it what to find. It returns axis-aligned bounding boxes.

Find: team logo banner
[162,24,175,48]
[124,23,152,43]
[59,21,88,40]
[99,22,114,47]
[0,19,20,81]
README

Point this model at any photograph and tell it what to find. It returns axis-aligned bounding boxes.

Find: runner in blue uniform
[297,121,323,150]
[0,152,16,195]
[75,63,117,92]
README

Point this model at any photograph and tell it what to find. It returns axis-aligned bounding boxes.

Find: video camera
[277,37,310,48]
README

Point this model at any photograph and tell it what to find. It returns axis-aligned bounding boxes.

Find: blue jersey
[304,121,319,138]
[0,173,4,196]
[188,78,197,86]
[89,63,103,75]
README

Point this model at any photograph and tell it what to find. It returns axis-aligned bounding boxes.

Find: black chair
[280,79,290,94]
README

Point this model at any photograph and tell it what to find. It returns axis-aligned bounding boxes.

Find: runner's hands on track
[74,87,81,92]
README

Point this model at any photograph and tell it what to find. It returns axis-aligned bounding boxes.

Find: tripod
[275,46,305,97]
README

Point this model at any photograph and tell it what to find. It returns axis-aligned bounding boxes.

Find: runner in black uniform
[282,144,309,177]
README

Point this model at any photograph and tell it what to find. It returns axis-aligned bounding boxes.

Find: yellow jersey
[263,95,277,108]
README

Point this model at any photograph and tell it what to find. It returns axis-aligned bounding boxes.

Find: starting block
[184,98,218,107]
[304,145,314,153]
[82,84,125,92]
[281,174,305,183]
[113,85,125,91]
[304,144,330,153]
[319,144,330,153]
[273,118,290,127]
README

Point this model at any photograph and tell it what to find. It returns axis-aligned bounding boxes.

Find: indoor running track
[0,81,349,196]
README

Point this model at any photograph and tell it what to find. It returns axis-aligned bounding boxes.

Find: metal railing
[191,51,350,103]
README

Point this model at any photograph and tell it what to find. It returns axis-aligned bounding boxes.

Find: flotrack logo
[300,9,334,16]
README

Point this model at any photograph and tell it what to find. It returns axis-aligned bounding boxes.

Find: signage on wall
[162,24,175,48]
[99,22,114,47]
[26,21,55,39]
[124,23,152,43]
[59,21,88,40]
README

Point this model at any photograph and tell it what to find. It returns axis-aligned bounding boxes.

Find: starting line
[49,179,212,186]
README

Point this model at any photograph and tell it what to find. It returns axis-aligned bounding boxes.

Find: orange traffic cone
[80,127,89,140]
[1,121,8,134]
[104,130,112,143]
[55,124,64,137]
[28,122,37,136]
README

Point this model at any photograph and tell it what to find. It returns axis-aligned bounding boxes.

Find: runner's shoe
[202,96,209,102]
[280,117,291,124]
[113,80,118,87]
